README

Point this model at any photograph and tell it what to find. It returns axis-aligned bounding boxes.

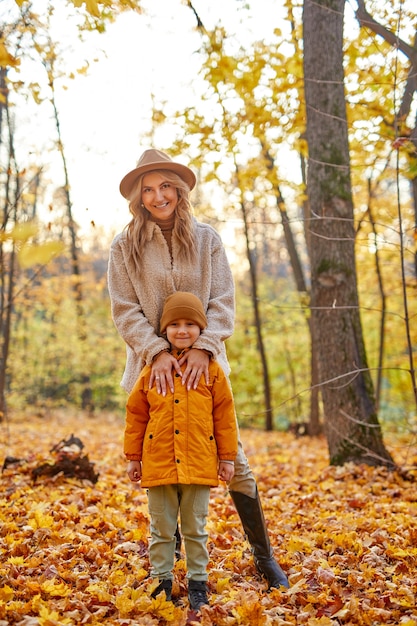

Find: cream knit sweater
[107,218,235,392]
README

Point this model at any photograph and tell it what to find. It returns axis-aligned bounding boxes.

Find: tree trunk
[239,191,274,431]
[300,149,322,435]
[0,91,17,421]
[410,110,417,279]
[303,0,394,466]
[48,59,93,412]
[263,146,321,433]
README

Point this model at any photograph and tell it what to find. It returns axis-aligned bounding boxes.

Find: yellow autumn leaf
[231,591,265,622]
[28,508,55,529]
[287,536,313,553]
[38,602,72,625]
[80,0,100,17]
[126,593,151,612]
[0,585,14,602]
[40,579,72,598]
[85,582,112,602]
[150,595,176,621]
[131,586,145,602]
[8,221,39,243]
[115,589,135,616]
[18,241,65,268]
[130,527,145,540]
[26,581,42,594]
[396,595,416,609]
[7,556,25,566]
[77,64,90,75]
[216,577,231,593]
[109,569,127,585]
[0,41,20,68]
[135,567,148,582]
[29,592,43,609]
[387,546,417,559]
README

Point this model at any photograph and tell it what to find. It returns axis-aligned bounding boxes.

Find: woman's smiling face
[141,172,179,219]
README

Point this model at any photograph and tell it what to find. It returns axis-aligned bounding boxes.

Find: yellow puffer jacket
[124,355,238,488]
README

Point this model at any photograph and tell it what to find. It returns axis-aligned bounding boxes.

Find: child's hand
[127,460,142,483]
[218,461,234,483]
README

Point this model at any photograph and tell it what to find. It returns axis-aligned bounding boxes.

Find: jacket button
[175,429,180,434]
[175,373,180,377]
[174,399,179,404]
[209,435,214,440]
[176,459,180,463]
[149,434,153,439]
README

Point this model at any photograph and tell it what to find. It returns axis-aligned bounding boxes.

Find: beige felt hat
[160,292,207,333]
[119,149,196,198]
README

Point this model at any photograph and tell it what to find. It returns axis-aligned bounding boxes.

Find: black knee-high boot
[230,489,289,589]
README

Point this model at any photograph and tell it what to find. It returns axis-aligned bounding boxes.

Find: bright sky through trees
[5,0,302,237]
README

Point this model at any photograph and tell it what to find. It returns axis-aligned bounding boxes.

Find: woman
[108,148,289,589]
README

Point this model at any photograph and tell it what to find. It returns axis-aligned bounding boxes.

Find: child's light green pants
[147,483,210,581]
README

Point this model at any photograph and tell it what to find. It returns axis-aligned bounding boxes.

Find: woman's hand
[150,351,182,395]
[127,460,142,483]
[178,348,210,390]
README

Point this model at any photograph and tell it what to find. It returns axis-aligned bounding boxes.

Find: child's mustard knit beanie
[160,292,207,333]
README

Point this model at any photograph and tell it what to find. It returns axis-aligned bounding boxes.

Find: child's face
[166,318,201,350]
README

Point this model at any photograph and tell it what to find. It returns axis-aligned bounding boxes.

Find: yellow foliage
[77,64,90,75]
[26,581,42,594]
[29,82,43,104]
[85,582,112,602]
[150,594,177,621]
[135,567,148,581]
[28,506,55,529]
[38,602,73,625]
[109,569,127,585]
[40,579,72,598]
[7,221,39,243]
[71,0,100,17]
[6,556,25,566]
[287,536,314,554]
[216,577,231,593]
[0,40,20,68]
[0,586,14,602]
[115,588,135,616]
[18,241,66,268]
[386,546,417,559]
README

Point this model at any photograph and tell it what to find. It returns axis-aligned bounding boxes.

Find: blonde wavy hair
[125,169,197,269]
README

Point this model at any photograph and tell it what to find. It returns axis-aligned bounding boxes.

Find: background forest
[1,2,417,624]
[1,0,417,464]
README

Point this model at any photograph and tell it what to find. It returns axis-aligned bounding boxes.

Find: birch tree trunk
[303,0,394,466]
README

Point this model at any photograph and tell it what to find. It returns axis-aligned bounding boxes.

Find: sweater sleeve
[192,227,235,360]
[108,234,169,364]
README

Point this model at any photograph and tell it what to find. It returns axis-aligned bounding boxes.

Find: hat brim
[120,161,196,199]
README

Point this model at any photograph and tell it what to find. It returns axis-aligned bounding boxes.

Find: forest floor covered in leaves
[1,411,416,625]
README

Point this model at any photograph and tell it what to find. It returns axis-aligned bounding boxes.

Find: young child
[124,291,238,611]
